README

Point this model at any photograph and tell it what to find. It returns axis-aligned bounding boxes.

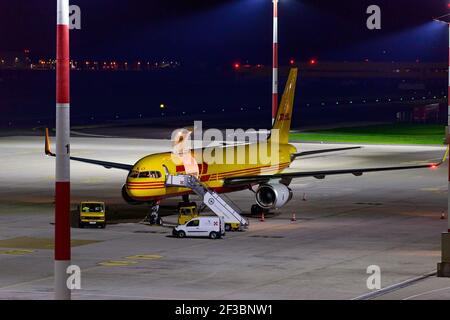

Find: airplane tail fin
[270,68,298,145]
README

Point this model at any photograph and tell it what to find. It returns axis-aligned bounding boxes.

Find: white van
[173,216,225,239]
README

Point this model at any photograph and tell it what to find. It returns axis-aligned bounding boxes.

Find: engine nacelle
[255,183,293,209]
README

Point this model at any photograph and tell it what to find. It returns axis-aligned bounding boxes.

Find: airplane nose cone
[122,183,138,204]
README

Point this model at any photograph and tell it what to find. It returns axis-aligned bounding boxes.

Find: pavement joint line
[403,285,450,300]
[0,265,103,291]
[0,252,164,292]
[0,289,171,300]
[214,238,438,300]
[351,270,437,300]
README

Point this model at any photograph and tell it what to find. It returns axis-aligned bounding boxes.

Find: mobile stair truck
[166,174,249,232]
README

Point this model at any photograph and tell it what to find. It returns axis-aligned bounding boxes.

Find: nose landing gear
[143,201,162,225]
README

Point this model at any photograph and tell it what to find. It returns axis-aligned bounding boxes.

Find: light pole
[272,0,279,125]
[434,11,450,277]
[55,0,71,299]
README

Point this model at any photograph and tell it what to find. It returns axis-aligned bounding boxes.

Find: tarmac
[0,135,449,299]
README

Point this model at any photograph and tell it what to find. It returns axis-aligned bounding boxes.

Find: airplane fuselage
[124,142,297,202]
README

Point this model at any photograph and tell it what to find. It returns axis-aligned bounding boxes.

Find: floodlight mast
[55,0,71,300]
[272,0,279,125]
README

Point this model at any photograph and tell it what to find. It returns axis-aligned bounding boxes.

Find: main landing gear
[251,204,264,216]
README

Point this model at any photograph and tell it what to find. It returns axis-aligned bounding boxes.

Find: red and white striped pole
[55,0,71,300]
[272,0,279,125]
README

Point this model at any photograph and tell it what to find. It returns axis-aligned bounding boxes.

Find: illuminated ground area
[0,136,449,299]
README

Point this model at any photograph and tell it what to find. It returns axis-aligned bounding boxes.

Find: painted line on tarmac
[98,254,163,266]
[98,260,138,267]
[0,249,34,255]
[351,270,436,300]
[125,254,162,260]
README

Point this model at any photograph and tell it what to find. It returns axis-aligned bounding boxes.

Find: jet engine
[255,183,293,209]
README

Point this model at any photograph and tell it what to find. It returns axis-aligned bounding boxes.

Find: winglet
[45,128,55,157]
[428,145,449,169]
[442,145,449,164]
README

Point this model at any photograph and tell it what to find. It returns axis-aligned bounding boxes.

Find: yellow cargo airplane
[45,68,446,221]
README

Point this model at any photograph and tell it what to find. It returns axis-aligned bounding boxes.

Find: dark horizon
[1,0,448,65]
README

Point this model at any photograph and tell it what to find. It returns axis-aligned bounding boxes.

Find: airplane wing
[290,146,361,160]
[45,128,133,171]
[223,148,448,187]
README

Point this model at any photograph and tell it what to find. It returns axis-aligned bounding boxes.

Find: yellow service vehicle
[78,201,106,228]
[177,202,199,225]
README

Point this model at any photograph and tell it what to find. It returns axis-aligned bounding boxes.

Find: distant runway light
[234,63,241,69]
[309,59,317,65]
[160,104,166,109]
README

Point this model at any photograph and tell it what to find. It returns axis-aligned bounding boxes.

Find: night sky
[0,0,448,64]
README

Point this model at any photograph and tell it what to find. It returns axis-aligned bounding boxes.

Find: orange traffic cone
[291,213,297,222]
[441,212,445,220]
[302,193,307,201]
[260,212,265,222]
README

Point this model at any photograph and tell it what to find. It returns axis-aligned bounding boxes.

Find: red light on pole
[289,59,295,65]
[309,58,317,65]
[233,62,240,69]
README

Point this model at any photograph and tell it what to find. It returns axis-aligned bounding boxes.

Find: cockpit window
[137,171,162,179]
[129,170,161,179]
[128,170,139,178]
